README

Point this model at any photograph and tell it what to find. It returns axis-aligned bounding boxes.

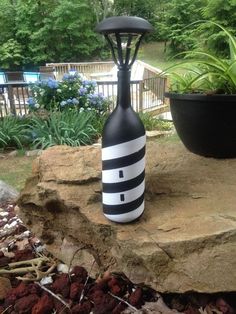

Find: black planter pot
[165,93,236,158]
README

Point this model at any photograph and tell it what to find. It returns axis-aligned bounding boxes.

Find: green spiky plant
[29,110,101,149]
[138,112,173,131]
[0,116,30,150]
[162,21,236,94]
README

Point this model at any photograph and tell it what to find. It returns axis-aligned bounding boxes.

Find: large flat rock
[17,141,236,293]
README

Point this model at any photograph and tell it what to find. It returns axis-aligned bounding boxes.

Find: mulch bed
[0,201,235,314]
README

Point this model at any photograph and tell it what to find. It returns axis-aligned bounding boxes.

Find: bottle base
[104,202,144,224]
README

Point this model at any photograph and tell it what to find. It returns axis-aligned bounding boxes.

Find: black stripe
[102,132,145,148]
[102,112,145,148]
[103,170,145,193]
[102,146,145,170]
[103,193,144,215]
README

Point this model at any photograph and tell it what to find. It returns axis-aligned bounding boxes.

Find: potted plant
[164,22,236,158]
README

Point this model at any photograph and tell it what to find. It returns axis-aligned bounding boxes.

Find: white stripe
[102,157,145,183]
[102,180,145,205]
[104,201,144,223]
[102,134,146,160]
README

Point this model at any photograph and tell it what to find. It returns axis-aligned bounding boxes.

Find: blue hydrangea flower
[87,93,106,109]
[60,100,67,107]
[87,94,97,105]
[69,69,79,76]
[47,78,58,89]
[82,80,97,87]
[72,98,79,105]
[27,97,36,106]
[98,92,105,99]
[60,98,78,107]
[79,87,87,96]
[62,73,70,81]
[62,72,81,82]
[82,80,90,86]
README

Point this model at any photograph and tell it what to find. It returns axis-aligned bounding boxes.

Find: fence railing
[0,61,168,117]
[96,77,166,112]
[0,84,30,117]
[47,61,114,81]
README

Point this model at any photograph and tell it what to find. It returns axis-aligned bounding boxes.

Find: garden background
[0,0,236,190]
[0,0,235,70]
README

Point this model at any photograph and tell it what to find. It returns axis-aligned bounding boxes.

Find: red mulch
[0,201,236,314]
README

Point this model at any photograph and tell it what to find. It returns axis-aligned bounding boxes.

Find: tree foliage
[114,0,156,20]
[89,0,115,22]
[198,0,236,56]
[0,0,17,44]
[113,0,158,40]
[164,0,207,55]
[0,39,24,69]
[157,0,236,56]
[153,0,172,42]
[0,0,106,69]
[0,0,235,68]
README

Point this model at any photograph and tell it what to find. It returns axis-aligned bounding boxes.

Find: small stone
[40,276,53,285]
[146,130,171,138]
[34,245,46,253]
[0,212,9,217]
[57,263,69,273]
[25,150,42,157]
[4,220,18,229]
[8,150,18,157]
[0,277,12,300]
[0,180,19,203]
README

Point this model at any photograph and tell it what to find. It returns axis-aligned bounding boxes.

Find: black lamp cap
[96,16,153,34]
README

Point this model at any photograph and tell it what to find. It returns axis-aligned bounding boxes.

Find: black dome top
[96,16,153,34]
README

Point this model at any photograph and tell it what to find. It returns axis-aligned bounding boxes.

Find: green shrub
[162,21,236,94]
[0,116,30,149]
[29,110,101,149]
[28,72,110,113]
[138,112,172,131]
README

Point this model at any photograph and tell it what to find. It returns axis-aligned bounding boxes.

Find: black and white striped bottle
[102,69,145,223]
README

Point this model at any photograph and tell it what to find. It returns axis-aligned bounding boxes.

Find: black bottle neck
[117,69,131,109]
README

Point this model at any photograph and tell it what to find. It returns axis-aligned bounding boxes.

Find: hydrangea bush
[28,72,109,113]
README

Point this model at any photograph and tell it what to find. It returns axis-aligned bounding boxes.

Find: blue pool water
[0,72,5,84]
[0,71,40,83]
[23,72,40,83]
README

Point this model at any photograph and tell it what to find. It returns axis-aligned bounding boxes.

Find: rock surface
[0,180,19,202]
[17,142,236,293]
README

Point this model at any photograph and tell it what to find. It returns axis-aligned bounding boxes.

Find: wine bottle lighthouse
[96,16,153,223]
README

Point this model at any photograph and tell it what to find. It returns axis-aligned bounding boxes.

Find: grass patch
[139,112,173,131]
[139,41,175,70]
[158,132,180,143]
[0,154,34,191]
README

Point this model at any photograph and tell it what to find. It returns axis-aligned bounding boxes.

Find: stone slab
[17,141,236,293]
